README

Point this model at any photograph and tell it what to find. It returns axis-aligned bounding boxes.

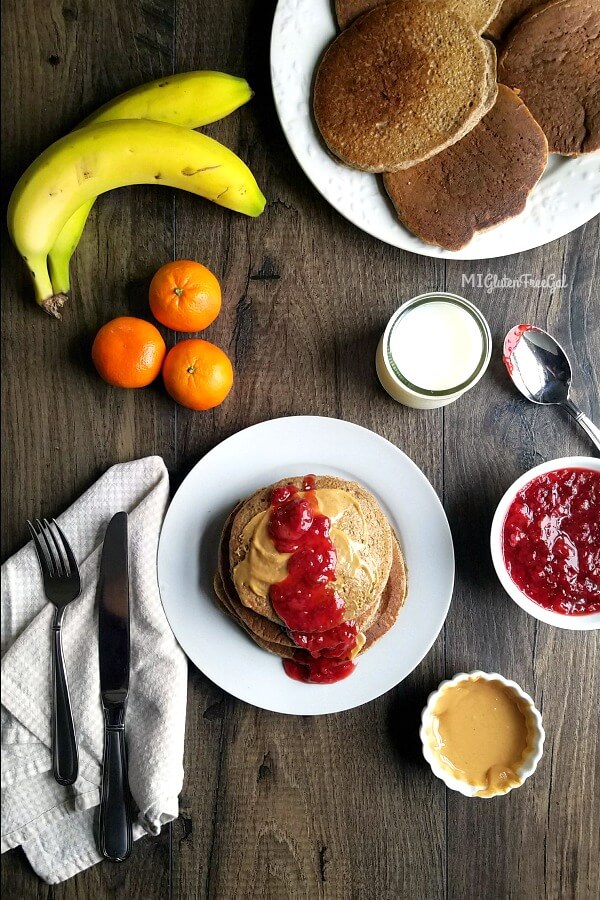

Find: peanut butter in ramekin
[421,673,544,798]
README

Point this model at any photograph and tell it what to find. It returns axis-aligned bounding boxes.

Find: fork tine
[27,519,54,577]
[44,518,69,577]
[36,518,59,578]
[51,520,78,577]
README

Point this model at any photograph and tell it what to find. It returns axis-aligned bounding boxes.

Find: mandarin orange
[149,260,221,332]
[162,339,233,410]
[92,316,166,388]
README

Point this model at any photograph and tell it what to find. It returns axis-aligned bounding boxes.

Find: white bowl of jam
[420,671,544,798]
[490,457,600,630]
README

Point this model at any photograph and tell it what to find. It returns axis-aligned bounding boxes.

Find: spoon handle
[562,399,600,454]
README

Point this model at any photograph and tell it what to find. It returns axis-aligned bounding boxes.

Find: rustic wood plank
[1,0,176,896]
[443,219,600,900]
[172,2,446,898]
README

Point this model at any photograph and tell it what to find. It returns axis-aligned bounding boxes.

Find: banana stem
[47,198,95,295]
[29,255,68,319]
[48,251,71,296]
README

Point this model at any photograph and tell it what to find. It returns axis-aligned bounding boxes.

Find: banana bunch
[7,72,265,318]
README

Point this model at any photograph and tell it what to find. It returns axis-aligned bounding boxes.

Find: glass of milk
[376,293,492,409]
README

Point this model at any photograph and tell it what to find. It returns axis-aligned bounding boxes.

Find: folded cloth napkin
[1,456,187,884]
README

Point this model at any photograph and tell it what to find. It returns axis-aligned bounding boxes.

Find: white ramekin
[490,456,600,631]
[420,671,544,798]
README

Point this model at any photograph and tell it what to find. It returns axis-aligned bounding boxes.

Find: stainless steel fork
[27,518,82,786]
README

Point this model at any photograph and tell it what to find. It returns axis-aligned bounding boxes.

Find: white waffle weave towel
[1,456,187,883]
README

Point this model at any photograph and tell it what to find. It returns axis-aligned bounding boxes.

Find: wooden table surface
[2,1,599,898]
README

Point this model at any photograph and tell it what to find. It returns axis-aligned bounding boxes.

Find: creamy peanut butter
[427,678,532,798]
[233,488,375,599]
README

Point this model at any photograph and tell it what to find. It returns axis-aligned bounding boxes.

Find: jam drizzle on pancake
[268,477,360,683]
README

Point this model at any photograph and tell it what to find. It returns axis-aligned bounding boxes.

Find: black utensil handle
[51,612,79,785]
[99,707,132,862]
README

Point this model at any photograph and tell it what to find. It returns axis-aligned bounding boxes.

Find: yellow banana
[8,119,266,317]
[48,71,253,294]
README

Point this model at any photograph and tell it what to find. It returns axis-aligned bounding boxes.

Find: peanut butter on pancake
[314,1,498,172]
[212,476,408,668]
[215,531,407,659]
[217,503,385,649]
[335,0,503,33]
[230,476,393,624]
[498,0,600,155]
[383,85,548,250]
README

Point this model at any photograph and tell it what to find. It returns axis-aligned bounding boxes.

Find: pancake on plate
[383,84,548,250]
[314,0,498,172]
[213,476,408,680]
[498,0,600,155]
[486,0,542,39]
[335,0,503,33]
[335,0,382,29]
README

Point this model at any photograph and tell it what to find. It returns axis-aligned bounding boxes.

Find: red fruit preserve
[268,477,359,683]
[502,468,600,615]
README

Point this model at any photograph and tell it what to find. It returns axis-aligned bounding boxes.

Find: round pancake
[383,84,548,250]
[335,0,382,30]
[498,0,600,155]
[214,572,292,658]
[216,506,386,651]
[314,0,498,172]
[229,476,394,624]
[336,0,503,33]
[486,0,541,40]
[215,537,408,659]
[362,537,407,651]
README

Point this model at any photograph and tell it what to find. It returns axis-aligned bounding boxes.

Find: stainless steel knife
[98,511,132,862]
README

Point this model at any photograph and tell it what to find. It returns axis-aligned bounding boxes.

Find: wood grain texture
[2,1,599,899]
[443,223,600,900]
[1,0,175,897]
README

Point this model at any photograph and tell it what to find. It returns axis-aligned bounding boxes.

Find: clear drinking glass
[376,292,492,409]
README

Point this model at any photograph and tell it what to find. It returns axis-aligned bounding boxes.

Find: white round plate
[158,416,454,715]
[270,0,600,260]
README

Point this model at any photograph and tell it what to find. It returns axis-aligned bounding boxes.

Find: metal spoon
[503,324,600,454]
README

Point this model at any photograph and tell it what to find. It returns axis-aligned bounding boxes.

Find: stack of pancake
[214,476,407,663]
[313,0,599,250]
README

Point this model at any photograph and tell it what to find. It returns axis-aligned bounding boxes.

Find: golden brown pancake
[486,0,542,40]
[335,0,503,33]
[216,502,389,649]
[212,475,408,663]
[383,85,548,250]
[362,537,407,651]
[498,0,600,155]
[220,504,378,639]
[314,1,498,172]
[229,476,393,624]
[216,504,295,648]
[335,0,382,30]
[215,536,407,659]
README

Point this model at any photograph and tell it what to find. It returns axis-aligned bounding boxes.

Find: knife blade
[98,511,132,862]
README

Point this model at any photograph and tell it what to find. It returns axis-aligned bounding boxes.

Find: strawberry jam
[502,468,600,615]
[502,323,532,376]
[268,476,359,683]
[283,655,356,684]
